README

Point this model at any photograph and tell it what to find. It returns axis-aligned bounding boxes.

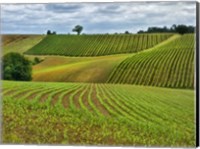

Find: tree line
[137,24,195,34]
[47,24,195,36]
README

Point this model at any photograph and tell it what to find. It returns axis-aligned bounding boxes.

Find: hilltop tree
[3,52,32,81]
[47,30,51,35]
[72,25,83,35]
[125,31,130,34]
[52,31,56,35]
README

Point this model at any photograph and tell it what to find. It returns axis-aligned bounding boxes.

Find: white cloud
[1,2,196,34]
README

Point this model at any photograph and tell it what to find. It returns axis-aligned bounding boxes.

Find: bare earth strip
[91,84,110,116]
[62,86,83,109]
[81,85,94,112]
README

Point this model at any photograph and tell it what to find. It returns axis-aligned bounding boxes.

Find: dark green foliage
[47,30,56,35]
[175,25,190,35]
[52,31,56,35]
[125,31,130,34]
[3,52,32,81]
[32,57,43,65]
[138,24,195,34]
[72,25,83,35]
[47,30,51,35]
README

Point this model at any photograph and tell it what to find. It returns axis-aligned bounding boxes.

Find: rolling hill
[24,33,173,56]
[2,35,45,55]
[32,54,131,83]
[107,34,194,88]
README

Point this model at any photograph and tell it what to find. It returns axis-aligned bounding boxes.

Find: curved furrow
[86,84,103,116]
[15,87,47,100]
[39,87,63,103]
[62,84,86,109]
[90,84,110,116]
[112,86,176,123]
[50,87,76,105]
[98,84,140,123]
[79,84,96,113]
[77,85,91,112]
[103,84,162,125]
[17,87,49,100]
[8,86,42,98]
[117,86,188,124]
[71,84,88,109]
[96,84,126,118]
[54,85,81,108]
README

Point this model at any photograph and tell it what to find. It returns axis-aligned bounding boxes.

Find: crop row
[3,81,194,127]
[107,34,195,88]
[25,34,173,56]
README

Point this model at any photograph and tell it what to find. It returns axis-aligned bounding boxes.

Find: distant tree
[32,57,43,65]
[52,31,56,35]
[175,25,189,35]
[137,30,144,34]
[72,25,83,35]
[125,31,130,34]
[47,30,51,35]
[137,24,195,34]
[3,52,32,81]
[170,24,177,32]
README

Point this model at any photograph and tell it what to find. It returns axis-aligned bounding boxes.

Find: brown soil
[72,86,87,109]
[62,86,81,109]
[3,89,17,96]
[51,88,69,105]
[81,85,94,112]
[13,87,43,99]
[91,84,110,116]
[40,88,61,103]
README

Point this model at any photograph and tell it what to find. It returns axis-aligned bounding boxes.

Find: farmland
[32,54,130,83]
[25,33,173,56]
[2,35,45,55]
[107,34,194,88]
[2,33,195,146]
[2,81,195,146]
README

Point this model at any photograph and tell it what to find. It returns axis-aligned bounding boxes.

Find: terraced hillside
[107,34,195,88]
[2,35,45,55]
[3,81,194,146]
[25,33,173,56]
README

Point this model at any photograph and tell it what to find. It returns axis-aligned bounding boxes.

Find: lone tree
[47,30,51,35]
[3,52,32,81]
[125,31,130,34]
[72,25,83,35]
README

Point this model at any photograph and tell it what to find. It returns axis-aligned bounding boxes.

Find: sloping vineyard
[25,33,173,56]
[107,34,195,88]
[3,81,194,145]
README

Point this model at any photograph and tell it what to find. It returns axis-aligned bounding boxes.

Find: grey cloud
[1,2,196,34]
[45,4,83,13]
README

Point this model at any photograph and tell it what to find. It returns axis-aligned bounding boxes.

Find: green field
[25,33,173,56]
[107,34,194,88]
[32,54,130,82]
[2,33,195,146]
[2,35,45,55]
[2,81,195,146]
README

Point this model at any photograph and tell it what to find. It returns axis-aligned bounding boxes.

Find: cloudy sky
[1,2,196,34]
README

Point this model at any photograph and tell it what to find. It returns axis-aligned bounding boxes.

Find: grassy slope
[25,33,173,56]
[3,81,195,146]
[2,35,45,55]
[107,34,194,88]
[32,54,131,83]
